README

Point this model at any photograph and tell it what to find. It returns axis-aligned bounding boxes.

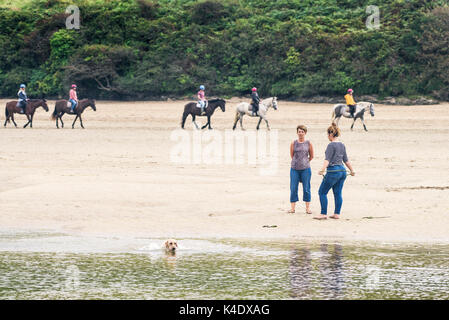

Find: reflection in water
[289,244,345,299]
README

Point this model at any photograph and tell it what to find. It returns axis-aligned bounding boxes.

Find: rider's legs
[252,102,259,116]
[69,99,77,113]
[348,104,356,118]
[199,100,206,114]
[19,101,26,114]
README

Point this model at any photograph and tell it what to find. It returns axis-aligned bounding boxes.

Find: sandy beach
[0,99,448,244]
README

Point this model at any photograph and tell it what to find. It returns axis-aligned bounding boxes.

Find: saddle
[196,100,208,109]
[67,101,77,113]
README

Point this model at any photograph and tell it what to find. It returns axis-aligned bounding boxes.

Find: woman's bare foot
[287,209,295,214]
[330,214,340,219]
[313,215,327,220]
[305,209,312,214]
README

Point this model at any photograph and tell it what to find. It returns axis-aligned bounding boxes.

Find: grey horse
[332,102,375,131]
[232,97,278,130]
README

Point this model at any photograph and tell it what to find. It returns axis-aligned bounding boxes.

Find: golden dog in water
[164,239,178,253]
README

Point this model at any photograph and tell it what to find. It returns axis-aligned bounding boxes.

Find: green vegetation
[0,0,448,100]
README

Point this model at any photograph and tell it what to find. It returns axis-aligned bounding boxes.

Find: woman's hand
[350,170,355,176]
[318,170,325,175]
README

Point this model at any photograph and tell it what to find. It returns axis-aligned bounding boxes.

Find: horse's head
[219,99,226,112]
[272,97,278,110]
[89,99,97,111]
[369,103,375,117]
[41,99,49,112]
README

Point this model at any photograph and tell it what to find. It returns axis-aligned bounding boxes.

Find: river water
[0,231,448,299]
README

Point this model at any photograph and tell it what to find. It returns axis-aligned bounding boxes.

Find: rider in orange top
[344,89,356,118]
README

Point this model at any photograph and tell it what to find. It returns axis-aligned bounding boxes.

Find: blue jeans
[69,99,77,111]
[290,167,311,203]
[318,165,347,215]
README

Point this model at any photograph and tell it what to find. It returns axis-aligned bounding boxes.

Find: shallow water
[0,231,448,299]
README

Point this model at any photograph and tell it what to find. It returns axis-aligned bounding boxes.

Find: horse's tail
[234,110,240,123]
[181,106,190,129]
[5,106,10,123]
[51,105,58,120]
[331,109,335,121]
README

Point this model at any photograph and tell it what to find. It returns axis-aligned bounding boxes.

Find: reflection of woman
[289,248,312,299]
[289,125,314,214]
[318,244,345,298]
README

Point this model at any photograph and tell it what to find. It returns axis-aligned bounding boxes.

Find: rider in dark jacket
[17,84,28,114]
[251,87,260,116]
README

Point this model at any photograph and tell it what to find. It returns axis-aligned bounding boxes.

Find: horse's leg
[192,115,199,130]
[23,115,30,128]
[335,116,341,126]
[79,114,85,129]
[60,113,65,128]
[261,115,270,130]
[256,117,262,130]
[201,116,211,130]
[361,116,368,131]
[72,115,78,129]
[30,114,34,128]
[11,114,17,127]
[208,116,212,130]
[350,118,356,131]
[239,113,245,130]
[232,113,239,130]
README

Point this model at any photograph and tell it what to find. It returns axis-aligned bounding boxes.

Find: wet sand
[0,98,448,244]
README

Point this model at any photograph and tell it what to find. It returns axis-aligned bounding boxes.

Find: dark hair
[327,122,340,137]
[296,125,307,133]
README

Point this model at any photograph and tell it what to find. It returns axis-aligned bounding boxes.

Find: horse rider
[198,85,207,115]
[251,87,260,116]
[69,84,78,113]
[17,84,29,114]
[344,88,357,118]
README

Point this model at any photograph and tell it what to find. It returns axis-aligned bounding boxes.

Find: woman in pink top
[69,84,78,113]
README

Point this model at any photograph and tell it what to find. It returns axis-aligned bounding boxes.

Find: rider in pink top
[69,84,78,113]
[197,85,206,114]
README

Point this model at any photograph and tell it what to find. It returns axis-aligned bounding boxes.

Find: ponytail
[327,122,341,137]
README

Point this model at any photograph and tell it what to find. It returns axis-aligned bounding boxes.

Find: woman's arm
[308,142,314,162]
[290,141,294,159]
[318,160,329,175]
[344,161,355,176]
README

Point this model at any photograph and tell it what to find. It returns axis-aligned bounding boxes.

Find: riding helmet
[20,84,26,88]
[252,87,257,92]
[72,84,77,88]
[199,85,205,90]
[347,88,353,93]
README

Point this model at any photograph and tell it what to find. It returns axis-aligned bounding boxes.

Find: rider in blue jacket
[17,84,28,114]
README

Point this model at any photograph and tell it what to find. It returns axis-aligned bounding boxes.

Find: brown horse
[181,98,226,129]
[51,98,96,129]
[4,99,49,128]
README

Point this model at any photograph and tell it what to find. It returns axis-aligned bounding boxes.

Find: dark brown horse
[181,98,226,130]
[4,99,49,128]
[51,98,96,129]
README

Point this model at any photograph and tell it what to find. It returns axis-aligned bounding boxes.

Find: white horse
[232,97,278,130]
[332,101,375,131]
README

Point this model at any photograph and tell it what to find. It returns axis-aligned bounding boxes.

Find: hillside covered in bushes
[0,0,448,100]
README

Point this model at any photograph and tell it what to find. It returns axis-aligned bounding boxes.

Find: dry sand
[0,98,448,244]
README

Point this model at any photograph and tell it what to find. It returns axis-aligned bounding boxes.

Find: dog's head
[165,239,178,252]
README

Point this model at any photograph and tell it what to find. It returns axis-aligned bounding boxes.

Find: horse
[232,97,278,131]
[51,98,97,129]
[181,98,226,130]
[331,101,375,131]
[4,99,49,128]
